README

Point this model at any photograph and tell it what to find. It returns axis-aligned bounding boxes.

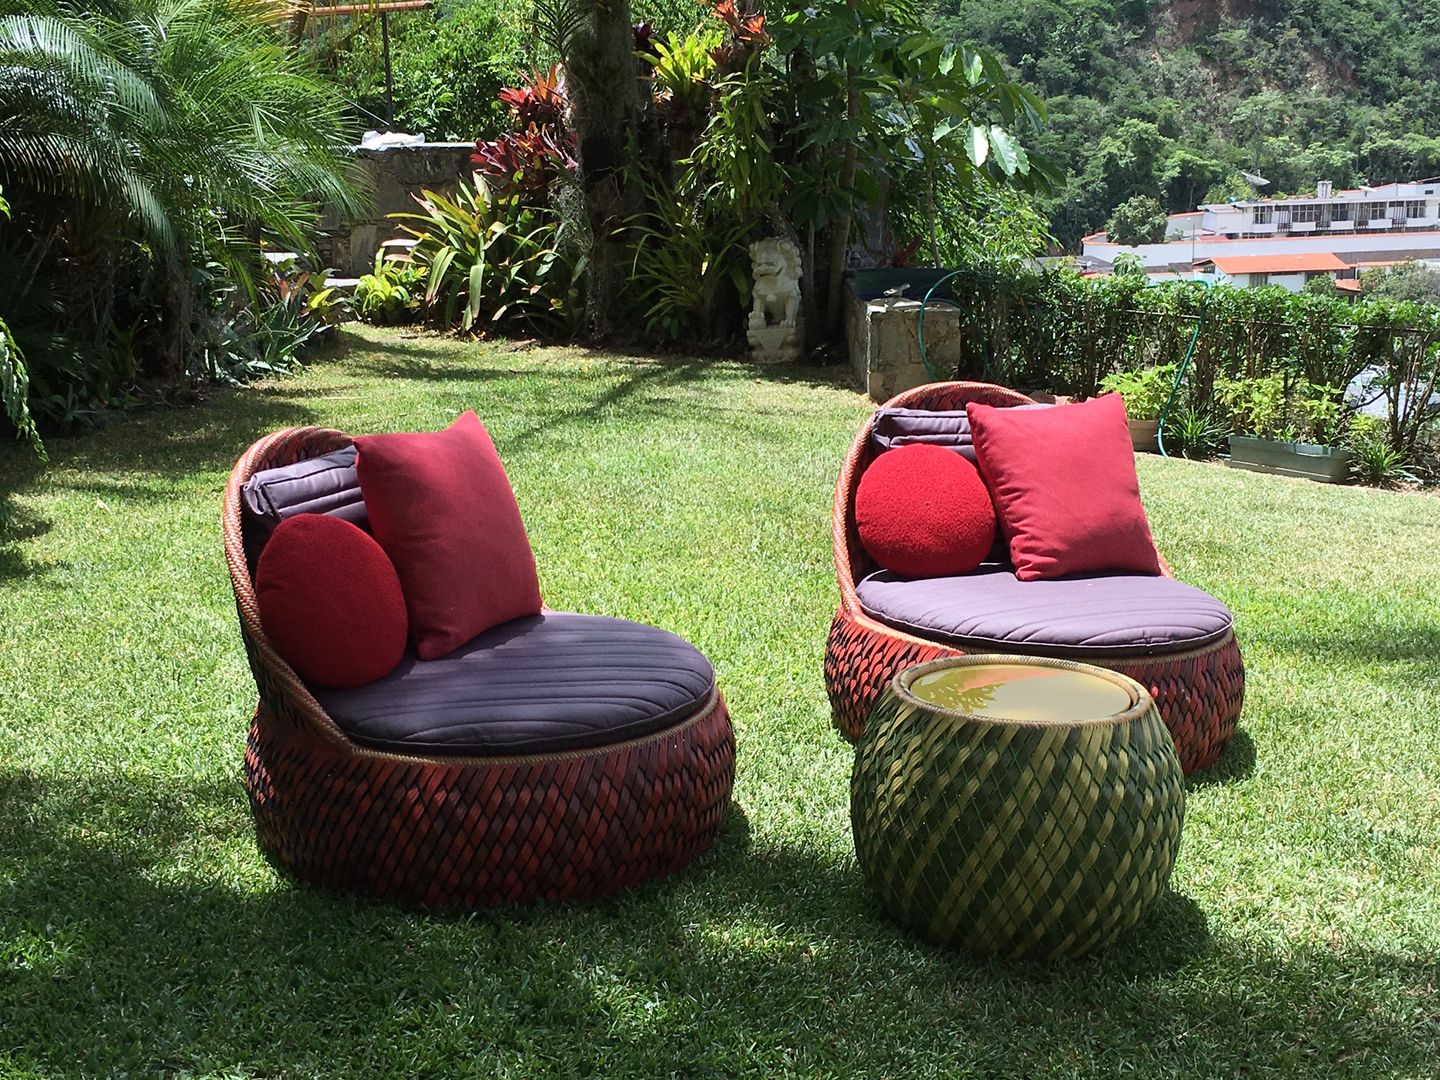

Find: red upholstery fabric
[855,443,997,578]
[354,411,543,660]
[966,394,1162,581]
[254,514,408,688]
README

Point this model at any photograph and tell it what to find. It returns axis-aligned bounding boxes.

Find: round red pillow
[254,514,408,688]
[855,443,997,578]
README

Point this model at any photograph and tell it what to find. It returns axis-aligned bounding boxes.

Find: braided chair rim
[224,426,357,750]
[831,381,1177,639]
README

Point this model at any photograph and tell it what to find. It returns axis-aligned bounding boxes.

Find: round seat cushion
[856,566,1234,658]
[310,612,716,756]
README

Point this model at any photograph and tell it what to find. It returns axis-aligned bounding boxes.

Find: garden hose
[1155,277,1214,458]
[917,269,970,381]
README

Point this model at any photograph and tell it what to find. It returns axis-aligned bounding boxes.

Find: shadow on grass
[1266,618,1440,676]
[2,767,1435,1076]
[1187,729,1257,789]
[348,327,860,396]
[16,388,318,481]
[0,497,54,582]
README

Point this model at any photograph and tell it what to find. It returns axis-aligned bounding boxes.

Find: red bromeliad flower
[713,0,768,46]
[497,65,567,130]
[472,126,577,197]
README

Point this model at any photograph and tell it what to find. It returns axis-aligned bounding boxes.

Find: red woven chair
[224,426,735,907]
[824,382,1244,774]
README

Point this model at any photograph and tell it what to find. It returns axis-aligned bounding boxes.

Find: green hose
[1156,277,1213,458]
[917,270,968,381]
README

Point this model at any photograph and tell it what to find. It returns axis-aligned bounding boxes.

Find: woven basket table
[851,655,1185,960]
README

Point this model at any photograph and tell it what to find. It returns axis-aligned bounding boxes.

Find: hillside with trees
[931,0,1440,247]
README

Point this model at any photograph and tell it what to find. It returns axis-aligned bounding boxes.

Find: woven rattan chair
[223,426,735,907]
[825,382,1245,775]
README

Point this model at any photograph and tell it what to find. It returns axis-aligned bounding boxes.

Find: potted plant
[1217,374,1354,483]
[1099,364,1176,451]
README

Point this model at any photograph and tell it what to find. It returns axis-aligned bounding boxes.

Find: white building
[1082,179,1440,290]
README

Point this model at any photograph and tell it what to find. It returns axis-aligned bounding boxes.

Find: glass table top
[907,662,1134,723]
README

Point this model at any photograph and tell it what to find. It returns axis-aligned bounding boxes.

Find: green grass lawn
[2,324,1439,1077]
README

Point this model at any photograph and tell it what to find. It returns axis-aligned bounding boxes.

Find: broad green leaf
[966,125,989,168]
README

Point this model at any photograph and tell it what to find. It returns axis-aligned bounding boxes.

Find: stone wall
[321,142,476,277]
[845,282,962,402]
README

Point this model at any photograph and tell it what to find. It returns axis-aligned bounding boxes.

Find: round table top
[905,661,1134,724]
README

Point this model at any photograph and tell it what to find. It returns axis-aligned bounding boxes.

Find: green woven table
[851,654,1185,960]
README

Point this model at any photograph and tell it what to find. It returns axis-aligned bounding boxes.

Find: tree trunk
[566,1,643,340]
[823,0,861,338]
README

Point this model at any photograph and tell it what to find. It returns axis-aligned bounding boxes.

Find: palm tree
[0,0,364,396]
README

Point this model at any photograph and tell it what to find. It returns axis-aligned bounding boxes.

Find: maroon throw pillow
[354,411,542,660]
[855,443,997,578]
[966,394,1162,581]
[254,514,408,688]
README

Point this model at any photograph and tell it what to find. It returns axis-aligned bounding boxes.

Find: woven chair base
[825,610,1244,775]
[244,692,736,908]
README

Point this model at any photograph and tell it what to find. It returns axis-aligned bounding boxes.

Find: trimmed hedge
[936,264,1440,458]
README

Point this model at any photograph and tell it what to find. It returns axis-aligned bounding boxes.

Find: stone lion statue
[749,237,802,331]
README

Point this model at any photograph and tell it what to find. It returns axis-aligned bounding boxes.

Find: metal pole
[381,9,394,129]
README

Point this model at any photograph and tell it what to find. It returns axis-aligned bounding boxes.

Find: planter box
[1128,418,1159,453]
[1227,435,1352,483]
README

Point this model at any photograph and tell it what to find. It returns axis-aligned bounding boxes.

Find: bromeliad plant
[393,175,581,336]
[473,66,577,200]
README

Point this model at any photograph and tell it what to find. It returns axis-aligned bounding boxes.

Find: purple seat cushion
[240,445,367,570]
[870,404,1049,463]
[856,566,1233,657]
[310,612,716,756]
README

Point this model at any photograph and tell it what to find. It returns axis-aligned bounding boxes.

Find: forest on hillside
[932,0,1440,246]
[314,0,1440,253]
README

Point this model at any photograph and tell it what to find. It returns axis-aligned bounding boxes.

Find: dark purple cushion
[856,566,1233,657]
[310,611,716,756]
[240,445,367,570]
[870,405,1050,463]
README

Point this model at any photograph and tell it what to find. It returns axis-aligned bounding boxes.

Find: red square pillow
[255,514,408,688]
[966,394,1162,581]
[354,411,542,660]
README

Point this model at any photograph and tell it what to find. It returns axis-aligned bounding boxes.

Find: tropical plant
[642,28,721,118]
[1348,432,1413,486]
[394,175,580,334]
[194,262,338,385]
[1099,363,1177,421]
[1167,407,1228,460]
[354,254,426,325]
[627,182,751,341]
[0,186,40,456]
[0,0,362,414]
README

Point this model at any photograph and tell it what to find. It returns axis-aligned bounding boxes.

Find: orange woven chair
[224,426,735,907]
[824,382,1244,774]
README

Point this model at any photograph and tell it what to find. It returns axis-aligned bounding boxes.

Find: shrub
[354,255,426,325]
[1099,364,1177,421]
[394,176,581,335]
[1166,407,1228,460]
[1349,434,1413,486]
